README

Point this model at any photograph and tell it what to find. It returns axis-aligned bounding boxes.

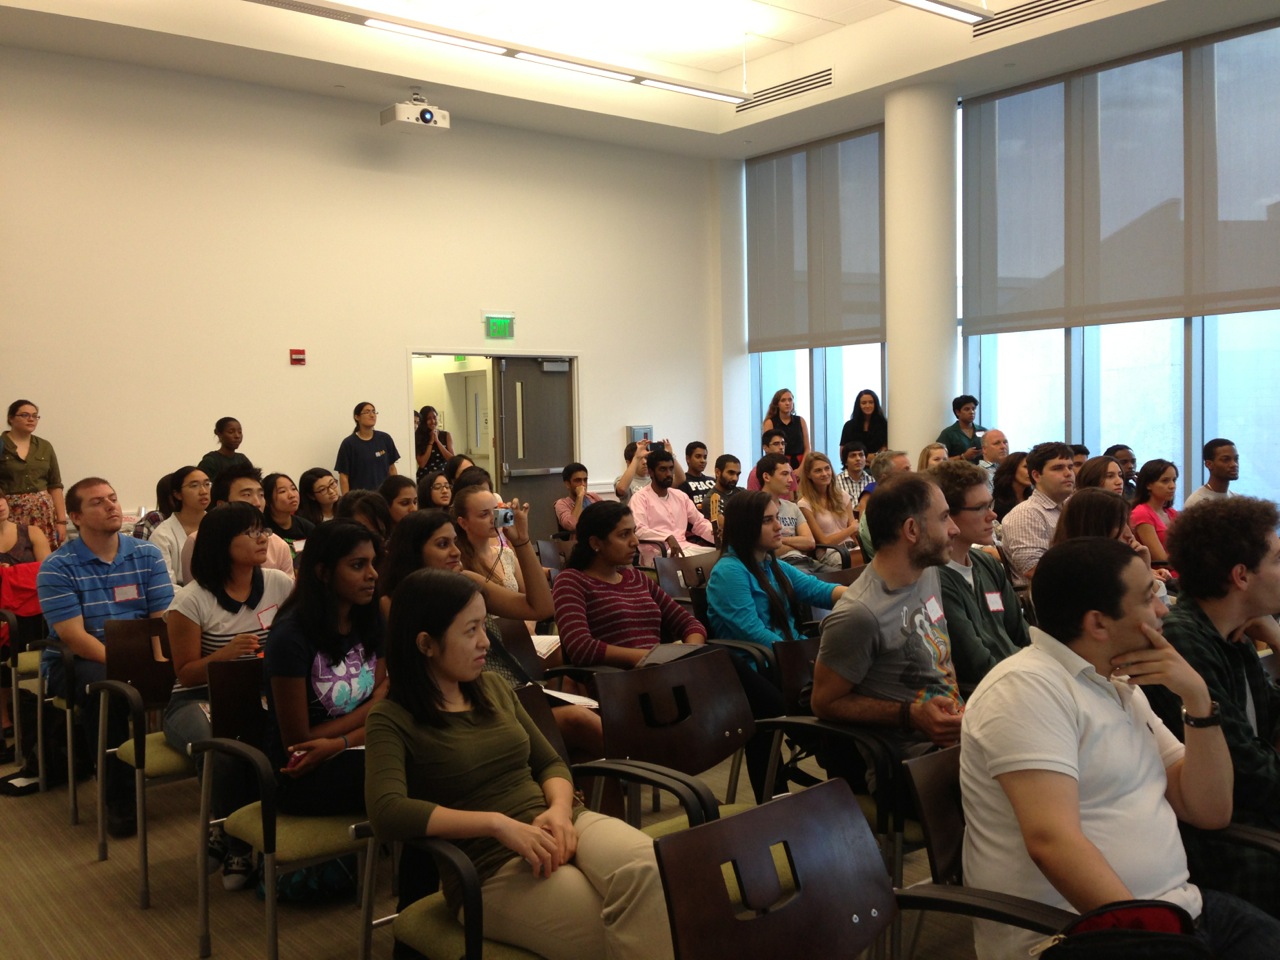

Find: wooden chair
[86,618,197,908]
[194,656,374,960]
[534,539,565,583]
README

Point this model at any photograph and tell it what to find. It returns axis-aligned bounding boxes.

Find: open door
[494,356,574,541]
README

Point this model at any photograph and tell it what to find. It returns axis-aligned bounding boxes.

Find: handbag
[1036,899,1211,959]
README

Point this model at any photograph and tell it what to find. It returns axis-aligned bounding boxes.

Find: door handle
[502,462,511,483]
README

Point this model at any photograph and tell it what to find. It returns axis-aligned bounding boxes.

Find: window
[973,329,1064,452]
[1203,311,1280,504]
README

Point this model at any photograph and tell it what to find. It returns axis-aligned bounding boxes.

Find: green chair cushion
[225,805,367,862]
[394,893,543,960]
[117,732,197,778]
[16,650,41,675]
[854,793,925,846]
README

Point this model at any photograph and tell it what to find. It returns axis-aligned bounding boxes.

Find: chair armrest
[705,639,777,681]
[637,539,669,559]
[572,759,719,825]
[191,737,280,852]
[895,883,1073,934]
[37,637,80,706]
[813,543,852,569]
[87,678,148,766]
[418,838,486,960]
[350,820,374,840]
[1218,823,1280,857]
[544,664,623,685]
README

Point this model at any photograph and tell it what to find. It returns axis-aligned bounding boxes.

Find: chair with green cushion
[35,635,83,822]
[86,618,198,908]
[194,656,375,960]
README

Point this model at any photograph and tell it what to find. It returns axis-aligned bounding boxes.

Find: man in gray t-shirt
[813,474,964,762]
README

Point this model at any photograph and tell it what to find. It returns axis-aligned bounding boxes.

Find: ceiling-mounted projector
[380,99,451,130]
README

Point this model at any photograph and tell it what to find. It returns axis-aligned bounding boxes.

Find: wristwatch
[1181,701,1222,728]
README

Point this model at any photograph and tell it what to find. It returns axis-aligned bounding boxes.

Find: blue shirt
[706,549,837,648]
[37,534,174,668]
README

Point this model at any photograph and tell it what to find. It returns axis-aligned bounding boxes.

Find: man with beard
[629,447,715,567]
[1183,438,1240,509]
[812,473,964,779]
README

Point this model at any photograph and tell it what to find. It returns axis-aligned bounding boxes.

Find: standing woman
[1130,459,1180,565]
[414,406,455,480]
[335,401,401,494]
[0,399,67,547]
[992,451,1031,521]
[265,520,387,815]
[262,472,315,561]
[839,389,889,456]
[149,466,212,584]
[417,470,452,511]
[297,468,340,525]
[761,388,810,469]
[796,452,857,559]
[162,502,294,888]
[197,417,253,486]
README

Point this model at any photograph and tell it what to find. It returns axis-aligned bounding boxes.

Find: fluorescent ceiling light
[364,19,509,54]
[513,53,636,82]
[889,0,994,25]
[639,79,747,104]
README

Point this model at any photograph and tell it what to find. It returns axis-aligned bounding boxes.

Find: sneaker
[106,803,137,839]
[206,824,228,875]
[223,853,256,892]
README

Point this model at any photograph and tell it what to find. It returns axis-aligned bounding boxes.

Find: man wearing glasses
[930,460,1030,687]
[36,477,174,836]
[179,465,295,582]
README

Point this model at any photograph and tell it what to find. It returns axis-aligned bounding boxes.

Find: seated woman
[378,475,419,528]
[417,469,452,511]
[706,491,845,650]
[163,503,294,889]
[991,451,1031,521]
[149,466,211,584]
[917,443,947,472]
[1130,458,1180,565]
[1075,455,1126,495]
[454,486,523,593]
[796,452,857,564]
[335,489,393,549]
[1051,487,1170,592]
[297,467,340,525]
[365,569,673,960]
[264,520,386,815]
[261,472,315,562]
[442,454,477,487]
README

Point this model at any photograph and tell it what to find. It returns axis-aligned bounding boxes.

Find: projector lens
[418,108,435,124]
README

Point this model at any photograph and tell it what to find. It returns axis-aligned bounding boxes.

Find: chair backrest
[494,617,545,681]
[513,683,572,766]
[901,745,964,885]
[688,584,711,633]
[535,540,564,581]
[593,647,754,780]
[773,636,821,716]
[205,656,268,744]
[676,552,718,590]
[103,618,176,708]
[654,779,895,959]
[652,555,689,603]
[814,563,865,587]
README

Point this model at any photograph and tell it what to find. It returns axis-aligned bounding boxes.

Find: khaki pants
[479,811,674,960]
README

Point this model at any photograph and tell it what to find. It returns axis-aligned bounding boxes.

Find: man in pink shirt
[629,448,716,566]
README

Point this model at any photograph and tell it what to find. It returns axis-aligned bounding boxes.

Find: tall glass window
[974,329,1065,452]
[1203,311,1280,504]
[823,343,883,457]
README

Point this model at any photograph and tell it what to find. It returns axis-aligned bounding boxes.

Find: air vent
[735,68,833,113]
[241,0,366,26]
[974,0,1099,38]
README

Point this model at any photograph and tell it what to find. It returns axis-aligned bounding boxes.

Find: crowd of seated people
[10,385,1280,958]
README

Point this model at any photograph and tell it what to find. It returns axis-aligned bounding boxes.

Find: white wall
[1,48,729,509]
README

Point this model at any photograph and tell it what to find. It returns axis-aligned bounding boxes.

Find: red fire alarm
[290,348,306,366]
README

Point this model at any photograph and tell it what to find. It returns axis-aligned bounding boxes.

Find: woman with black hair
[706,491,845,649]
[365,568,672,960]
[418,469,452,510]
[442,453,477,486]
[377,474,419,527]
[297,467,340,525]
[264,520,386,815]
[196,416,252,485]
[838,388,889,455]
[163,502,294,888]
[149,465,211,584]
[334,489,393,549]
[335,401,400,494]
[992,451,1032,522]
[413,405,454,479]
[262,472,315,561]
[1130,458,1180,565]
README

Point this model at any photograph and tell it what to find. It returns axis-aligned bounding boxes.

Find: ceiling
[2,1,1276,159]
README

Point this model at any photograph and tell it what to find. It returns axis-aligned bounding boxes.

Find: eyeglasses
[239,528,270,541]
[183,480,213,490]
[956,500,996,513]
[431,481,451,491]
[314,480,339,495]
[360,409,379,416]
[12,412,40,420]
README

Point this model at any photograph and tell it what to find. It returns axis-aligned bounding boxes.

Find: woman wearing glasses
[297,468,341,525]
[149,466,212,584]
[0,399,68,547]
[336,401,401,493]
[163,502,294,889]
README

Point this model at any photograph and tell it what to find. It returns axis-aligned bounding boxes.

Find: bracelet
[55,519,68,525]
[509,538,531,548]
[340,735,349,751]
[899,701,913,731]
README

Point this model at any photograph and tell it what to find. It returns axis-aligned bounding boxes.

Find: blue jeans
[1196,889,1280,960]
[47,655,133,808]
[164,688,254,854]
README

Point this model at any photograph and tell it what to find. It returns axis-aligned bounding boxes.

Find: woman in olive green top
[365,569,672,960]
[1,399,67,547]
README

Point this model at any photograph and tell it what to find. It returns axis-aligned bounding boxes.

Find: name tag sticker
[985,591,1005,613]
[114,584,140,602]
[258,605,279,630]
[925,595,944,623]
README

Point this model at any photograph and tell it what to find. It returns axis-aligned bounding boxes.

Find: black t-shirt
[679,474,718,513]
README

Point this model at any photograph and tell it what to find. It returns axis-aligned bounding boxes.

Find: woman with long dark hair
[706,491,845,649]
[297,467,340,525]
[378,474,419,527]
[1130,459,1180,565]
[1075,455,1125,495]
[992,451,1032,522]
[148,465,211,584]
[413,405,454,479]
[838,389,889,455]
[364,568,673,960]
[262,472,315,560]
[417,470,452,510]
[264,520,386,815]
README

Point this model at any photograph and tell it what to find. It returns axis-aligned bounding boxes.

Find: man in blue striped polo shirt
[37,476,173,836]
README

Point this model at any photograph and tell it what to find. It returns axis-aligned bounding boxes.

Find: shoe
[106,804,137,838]
[206,824,228,875]
[223,853,256,892]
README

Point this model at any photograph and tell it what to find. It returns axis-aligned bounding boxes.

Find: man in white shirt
[961,536,1280,960]
[629,448,715,566]
[1183,438,1239,509]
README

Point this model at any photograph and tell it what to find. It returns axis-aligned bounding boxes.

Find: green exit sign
[484,313,515,339]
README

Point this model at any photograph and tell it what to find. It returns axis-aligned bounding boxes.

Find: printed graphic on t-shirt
[900,603,958,701]
[311,643,376,717]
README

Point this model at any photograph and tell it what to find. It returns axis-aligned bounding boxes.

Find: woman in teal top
[707,491,846,648]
